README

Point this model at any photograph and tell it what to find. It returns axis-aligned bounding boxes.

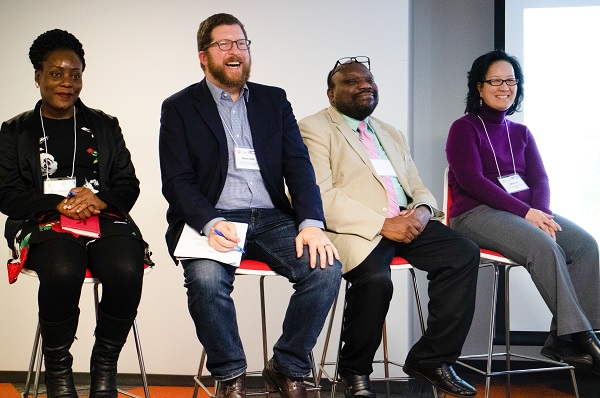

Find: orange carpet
[0,384,213,398]
[0,383,21,398]
[0,382,581,397]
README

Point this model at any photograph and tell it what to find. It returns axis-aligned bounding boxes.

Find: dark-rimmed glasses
[203,39,251,51]
[482,78,518,86]
[333,56,370,71]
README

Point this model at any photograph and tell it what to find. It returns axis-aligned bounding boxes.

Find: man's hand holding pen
[209,221,245,253]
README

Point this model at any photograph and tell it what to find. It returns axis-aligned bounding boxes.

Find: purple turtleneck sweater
[446,104,551,219]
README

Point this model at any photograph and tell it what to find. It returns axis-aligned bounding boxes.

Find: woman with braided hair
[0,29,150,398]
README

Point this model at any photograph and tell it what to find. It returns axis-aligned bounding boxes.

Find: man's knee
[309,259,342,291]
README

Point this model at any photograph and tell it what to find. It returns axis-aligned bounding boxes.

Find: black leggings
[26,236,144,322]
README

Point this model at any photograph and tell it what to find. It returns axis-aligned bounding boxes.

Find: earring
[479,97,482,107]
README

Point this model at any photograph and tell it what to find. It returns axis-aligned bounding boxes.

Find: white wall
[0,0,411,377]
[410,0,497,355]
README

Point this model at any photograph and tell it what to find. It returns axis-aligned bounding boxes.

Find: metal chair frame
[21,267,152,398]
[318,258,437,398]
[192,259,322,398]
[443,167,579,398]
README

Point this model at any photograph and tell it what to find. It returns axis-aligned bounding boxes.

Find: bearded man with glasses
[159,13,341,398]
[299,57,479,397]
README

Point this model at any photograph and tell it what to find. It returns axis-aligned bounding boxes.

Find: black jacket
[0,99,141,246]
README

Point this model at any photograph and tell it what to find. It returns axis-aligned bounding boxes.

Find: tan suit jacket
[299,106,441,273]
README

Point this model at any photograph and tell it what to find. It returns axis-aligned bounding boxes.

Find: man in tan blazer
[299,57,479,398]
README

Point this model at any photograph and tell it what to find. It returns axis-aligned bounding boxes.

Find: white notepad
[174,222,248,267]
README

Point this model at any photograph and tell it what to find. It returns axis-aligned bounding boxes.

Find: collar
[339,112,370,134]
[205,78,249,104]
[477,102,508,124]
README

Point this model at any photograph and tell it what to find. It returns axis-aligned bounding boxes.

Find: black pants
[27,236,145,322]
[339,220,479,377]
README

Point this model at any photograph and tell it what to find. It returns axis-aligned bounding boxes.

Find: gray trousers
[451,205,600,336]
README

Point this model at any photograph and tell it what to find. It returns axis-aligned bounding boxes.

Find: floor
[2,368,599,398]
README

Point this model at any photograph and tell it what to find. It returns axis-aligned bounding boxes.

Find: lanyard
[40,106,77,180]
[477,115,517,178]
[218,114,242,148]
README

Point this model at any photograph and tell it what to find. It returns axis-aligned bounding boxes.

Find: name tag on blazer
[370,159,397,177]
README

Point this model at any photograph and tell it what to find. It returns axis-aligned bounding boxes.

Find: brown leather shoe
[216,373,246,398]
[262,358,307,398]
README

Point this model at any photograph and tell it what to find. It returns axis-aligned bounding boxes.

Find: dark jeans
[182,208,342,380]
[339,220,479,377]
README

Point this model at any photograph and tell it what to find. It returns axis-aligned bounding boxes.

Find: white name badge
[498,174,529,194]
[370,159,398,177]
[234,147,260,170]
[43,177,76,196]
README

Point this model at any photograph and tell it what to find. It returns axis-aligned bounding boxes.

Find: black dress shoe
[572,330,600,375]
[402,363,476,397]
[216,373,246,398]
[262,358,308,398]
[342,374,376,398]
[541,332,593,369]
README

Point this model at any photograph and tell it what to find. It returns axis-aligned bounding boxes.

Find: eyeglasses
[482,78,519,86]
[204,39,251,51]
[333,56,370,71]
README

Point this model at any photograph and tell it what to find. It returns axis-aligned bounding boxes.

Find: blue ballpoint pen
[212,228,246,254]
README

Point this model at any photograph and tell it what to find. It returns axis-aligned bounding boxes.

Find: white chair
[21,265,153,398]
[318,256,437,398]
[443,167,579,398]
[192,259,322,398]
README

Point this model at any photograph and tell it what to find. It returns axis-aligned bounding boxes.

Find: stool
[21,265,152,398]
[443,167,579,398]
[318,257,437,398]
[455,250,580,398]
[192,259,322,398]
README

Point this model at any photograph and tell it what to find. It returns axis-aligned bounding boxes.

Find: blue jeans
[182,208,341,380]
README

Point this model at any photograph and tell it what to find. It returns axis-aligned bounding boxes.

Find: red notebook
[60,215,101,238]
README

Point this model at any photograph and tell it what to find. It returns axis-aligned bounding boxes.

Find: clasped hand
[57,187,107,220]
[525,208,561,240]
[380,207,429,243]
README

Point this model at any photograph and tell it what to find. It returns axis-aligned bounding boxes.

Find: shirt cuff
[414,203,435,217]
[299,219,324,232]
[202,217,227,236]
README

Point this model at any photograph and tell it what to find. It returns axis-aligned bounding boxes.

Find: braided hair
[29,29,86,72]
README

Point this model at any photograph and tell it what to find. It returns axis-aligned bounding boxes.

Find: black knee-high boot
[39,311,80,398]
[89,308,135,398]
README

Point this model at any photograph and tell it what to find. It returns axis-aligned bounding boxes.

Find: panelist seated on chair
[158,13,342,398]
[298,56,480,398]
[446,50,600,374]
[0,29,151,398]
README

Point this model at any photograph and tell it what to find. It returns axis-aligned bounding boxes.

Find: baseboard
[3,359,595,391]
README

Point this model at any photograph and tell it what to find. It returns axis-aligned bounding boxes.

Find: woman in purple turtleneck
[446,50,600,375]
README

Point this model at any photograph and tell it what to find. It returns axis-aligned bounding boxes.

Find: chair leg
[22,322,41,398]
[331,282,349,398]
[408,267,438,398]
[485,264,500,398]
[505,266,513,398]
[569,368,580,398]
[318,291,340,383]
[381,321,391,398]
[132,319,151,398]
[193,349,215,398]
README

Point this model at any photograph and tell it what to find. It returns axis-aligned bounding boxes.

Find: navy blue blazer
[159,79,325,260]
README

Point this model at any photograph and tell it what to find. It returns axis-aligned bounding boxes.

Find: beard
[335,90,379,121]
[205,52,251,90]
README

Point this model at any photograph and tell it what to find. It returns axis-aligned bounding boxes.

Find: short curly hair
[29,29,86,72]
